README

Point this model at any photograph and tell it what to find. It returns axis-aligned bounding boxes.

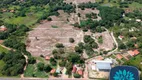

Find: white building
[91,58,113,71]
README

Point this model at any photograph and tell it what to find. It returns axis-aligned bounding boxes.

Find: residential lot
[93,31,115,51]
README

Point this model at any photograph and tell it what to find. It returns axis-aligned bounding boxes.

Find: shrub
[47,17,52,21]
[69,38,75,43]
[74,73,81,78]
[55,43,64,48]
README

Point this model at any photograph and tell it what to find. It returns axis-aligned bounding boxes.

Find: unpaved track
[21,54,28,78]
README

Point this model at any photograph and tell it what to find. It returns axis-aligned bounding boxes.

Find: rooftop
[128,49,140,56]
[116,54,123,59]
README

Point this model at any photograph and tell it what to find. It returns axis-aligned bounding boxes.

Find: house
[0,25,7,31]
[131,37,137,40]
[50,69,56,74]
[91,58,113,71]
[56,68,61,73]
[96,56,104,60]
[72,65,77,73]
[136,19,141,22]
[118,35,124,40]
[10,10,14,13]
[0,40,4,44]
[134,44,138,48]
[128,49,140,56]
[45,56,50,60]
[116,54,123,60]
[77,70,83,75]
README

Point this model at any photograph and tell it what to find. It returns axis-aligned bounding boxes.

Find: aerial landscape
[0,0,142,80]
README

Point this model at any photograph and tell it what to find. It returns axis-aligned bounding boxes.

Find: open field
[24,64,48,78]
[128,2,142,10]
[94,31,114,51]
[0,45,9,53]
[0,60,5,76]
[78,8,101,21]
[50,10,76,24]
[4,15,38,26]
[26,21,83,56]
[24,64,35,77]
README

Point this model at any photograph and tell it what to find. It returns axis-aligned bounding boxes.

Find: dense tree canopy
[1,51,25,76]
[98,6,124,27]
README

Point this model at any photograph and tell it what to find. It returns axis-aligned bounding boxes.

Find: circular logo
[110,66,139,80]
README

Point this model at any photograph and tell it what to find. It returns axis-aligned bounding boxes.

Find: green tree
[37,62,44,71]
[68,53,80,63]
[53,72,58,77]
[75,46,83,54]
[55,43,64,48]
[50,58,57,66]
[69,38,75,43]
[74,73,81,78]
[44,65,52,72]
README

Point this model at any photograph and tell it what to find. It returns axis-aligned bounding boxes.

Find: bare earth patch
[78,8,101,21]
[95,31,114,51]
[26,21,83,56]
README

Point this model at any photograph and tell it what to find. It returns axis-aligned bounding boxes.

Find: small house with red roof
[0,25,7,32]
[45,56,50,60]
[118,35,124,40]
[72,65,77,73]
[116,54,123,60]
[128,49,140,56]
[77,70,83,75]
[50,69,56,74]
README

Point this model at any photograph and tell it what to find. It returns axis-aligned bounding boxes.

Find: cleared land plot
[78,8,101,21]
[95,31,114,51]
[64,0,96,4]
[50,10,76,24]
[26,21,83,56]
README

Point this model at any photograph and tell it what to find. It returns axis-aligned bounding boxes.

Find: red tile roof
[128,49,140,56]
[77,70,83,75]
[133,49,140,55]
[72,66,77,73]
[45,56,50,60]
[97,56,104,60]
[119,35,124,38]
[116,54,123,59]
[0,27,7,31]
[50,69,56,74]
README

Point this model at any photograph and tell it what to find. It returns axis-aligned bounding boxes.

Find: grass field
[124,54,142,75]
[0,45,9,53]
[24,64,49,78]
[4,15,38,26]
[0,60,5,76]
[34,71,48,78]
[128,2,142,10]
[24,64,35,77]
[1,10,44,27]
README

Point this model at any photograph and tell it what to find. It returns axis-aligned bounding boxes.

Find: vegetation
[0,51,25,76]
[85,12,97,19]
[98,36,103,44]
[0,46,8,53]
[69,38,75,43]
[55,43,64,48]
[73,73,81,78]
